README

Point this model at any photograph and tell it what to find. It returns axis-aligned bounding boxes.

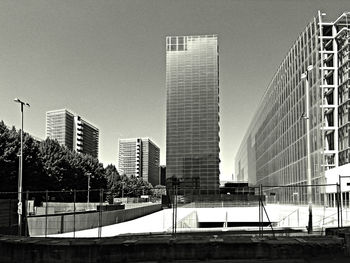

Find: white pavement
[44,205,350,238]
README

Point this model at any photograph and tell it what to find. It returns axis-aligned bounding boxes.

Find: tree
[0,121,108,194]
[0,120,156,199]
[39,138,72,191]
[0,121,20,192]
[152,185,166,198]
[22,134,47,191]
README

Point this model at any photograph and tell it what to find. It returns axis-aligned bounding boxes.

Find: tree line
[0,121,164,198]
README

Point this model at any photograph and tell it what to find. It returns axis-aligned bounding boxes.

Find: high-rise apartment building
[118,138,160,186]
[235,12,350,205]
[166,35,220,196]
[46,109,99,158]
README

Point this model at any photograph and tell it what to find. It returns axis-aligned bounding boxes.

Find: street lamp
[13,98,30,236]
[301,65,313,234]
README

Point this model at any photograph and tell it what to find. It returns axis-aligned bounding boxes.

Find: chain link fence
[168,183,350,237]
[0,183,348,238]
[0,189,162,238]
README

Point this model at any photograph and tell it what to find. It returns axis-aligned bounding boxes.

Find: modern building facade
[235,11,350,205]
[166,35,220,196]
[46,109,99,158]
[118,138,160,186]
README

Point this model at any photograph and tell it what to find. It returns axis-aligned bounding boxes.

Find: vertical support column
[332,25,339,167]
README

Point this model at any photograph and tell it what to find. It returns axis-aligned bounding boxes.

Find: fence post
[45,190,48,237]
[175,184,178,237]
[98,189,103,238]
[258,186,261,237]
[73,190,76,238]
[172,184,175,236]
[297,208,300,227]
[25,190,29,236]
[336,183,340,230]
[259,184,263,238]
[339,175,343,228]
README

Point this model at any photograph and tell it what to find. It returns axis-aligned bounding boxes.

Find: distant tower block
[46,109,99,158]
[118,138,160,186]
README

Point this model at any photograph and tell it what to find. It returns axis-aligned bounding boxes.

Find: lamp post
[301,65,313,234]
[13,98,30,236]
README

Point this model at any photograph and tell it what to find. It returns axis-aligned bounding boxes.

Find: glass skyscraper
[235,11,350,205]
[166,35,220,196]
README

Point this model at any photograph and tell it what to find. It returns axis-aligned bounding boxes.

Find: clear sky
[0,0,349,181]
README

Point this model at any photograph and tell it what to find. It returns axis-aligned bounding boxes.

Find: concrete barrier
[41,202,104,213]
[0,234,347,262]
[27,204,162,236]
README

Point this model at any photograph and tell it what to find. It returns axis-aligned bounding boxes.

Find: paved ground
[42,205,350,238]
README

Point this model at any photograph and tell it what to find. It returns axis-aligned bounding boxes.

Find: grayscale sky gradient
[0,0,348,181]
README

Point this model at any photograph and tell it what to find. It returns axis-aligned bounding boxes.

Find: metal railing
[168,183,347,237]
[0,182,348,238]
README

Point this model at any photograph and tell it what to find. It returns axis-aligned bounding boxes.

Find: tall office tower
[118,138,160,186]
[235,11,350,205]
[166,35,220,196]
[46,109,99,158]
[159,165,166,186]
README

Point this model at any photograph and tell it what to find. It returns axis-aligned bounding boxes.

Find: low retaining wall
[41,202,103,214]
[0,234,347,263]
[27,204,162,236]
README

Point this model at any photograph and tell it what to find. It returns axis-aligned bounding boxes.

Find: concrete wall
[124,202,160,209]
[0,234,347,263]
[41,202,104,214]
[27,204,162,236]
